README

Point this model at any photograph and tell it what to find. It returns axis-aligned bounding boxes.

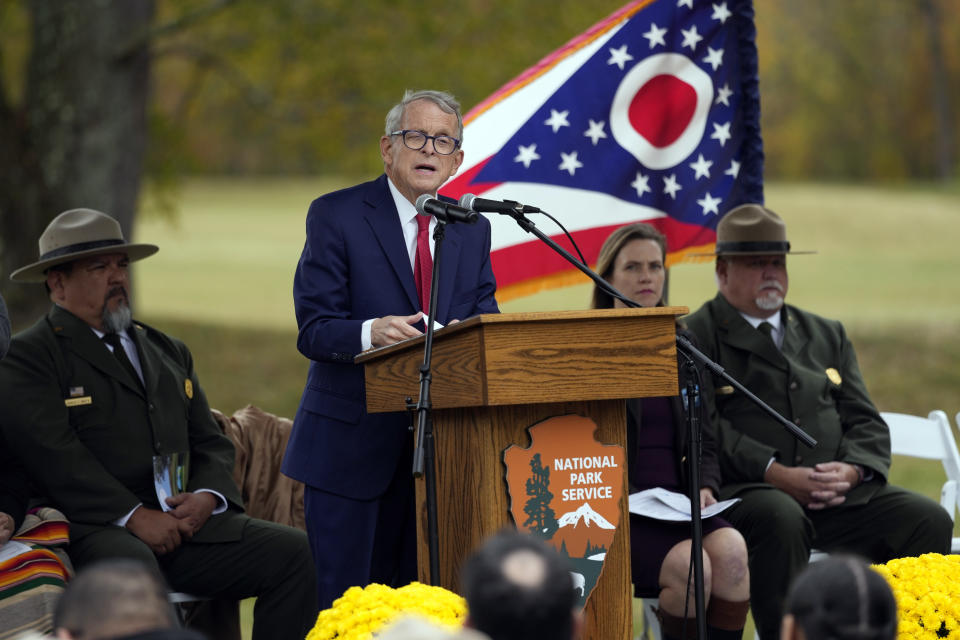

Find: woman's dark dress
[628,394,732,597]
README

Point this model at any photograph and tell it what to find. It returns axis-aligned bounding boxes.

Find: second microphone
[415,194,478,224]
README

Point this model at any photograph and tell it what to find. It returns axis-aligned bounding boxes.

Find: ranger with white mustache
[685,204,951,640]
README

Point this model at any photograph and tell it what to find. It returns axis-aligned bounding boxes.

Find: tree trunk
[924,0,955,181]
[0,0,155,329]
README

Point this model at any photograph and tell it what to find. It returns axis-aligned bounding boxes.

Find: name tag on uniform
[64,396,92,407]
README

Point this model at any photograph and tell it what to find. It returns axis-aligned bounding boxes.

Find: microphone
[458,193,541,214]
[415,194,478,224]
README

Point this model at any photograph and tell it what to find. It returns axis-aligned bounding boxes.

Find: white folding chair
[883,410,960,553]
[638,597,661,640]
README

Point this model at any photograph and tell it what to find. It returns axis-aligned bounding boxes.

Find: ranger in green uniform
[685,204,951,640]
[0,209,317,640]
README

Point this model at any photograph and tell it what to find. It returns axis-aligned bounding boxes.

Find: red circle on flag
[628,75,697,148]
[611,53,712,170]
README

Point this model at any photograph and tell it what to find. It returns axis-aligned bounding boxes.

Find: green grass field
[136,179,960,331]
[134,179,960,638]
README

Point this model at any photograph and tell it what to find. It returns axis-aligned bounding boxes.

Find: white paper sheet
[421,314,445,330]
[629,487,740,522]
[0,540,32,563]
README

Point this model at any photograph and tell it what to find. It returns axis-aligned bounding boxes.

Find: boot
[706,596,750,640]
[656,608,697,640]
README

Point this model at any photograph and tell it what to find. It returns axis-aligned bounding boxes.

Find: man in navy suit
[282,89,500,608]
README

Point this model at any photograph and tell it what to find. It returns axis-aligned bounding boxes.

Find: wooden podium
[356,307,686,640]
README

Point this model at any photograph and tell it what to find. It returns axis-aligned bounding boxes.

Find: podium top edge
[464,306,689,324]
[355,306,688,363]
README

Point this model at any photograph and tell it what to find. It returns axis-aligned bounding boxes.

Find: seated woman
[781,556,897,640]
[591,223,749,640]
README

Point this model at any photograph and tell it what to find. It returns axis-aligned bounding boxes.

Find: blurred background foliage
[158,0,960,181]
[4,0,955,183]
[161,0,960,181]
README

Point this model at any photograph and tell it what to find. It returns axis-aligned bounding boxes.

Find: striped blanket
[0,508,71,640]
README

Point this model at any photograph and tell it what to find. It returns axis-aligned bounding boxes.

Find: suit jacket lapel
[780,307,808,359]
[130,324,160,399]
[364,175,419,311]
[50,306,145,396]
[713,294,788,371]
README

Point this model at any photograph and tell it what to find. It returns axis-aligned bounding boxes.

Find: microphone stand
[410,218,445,585]
[679,352,706,640]
[493,205,816,639]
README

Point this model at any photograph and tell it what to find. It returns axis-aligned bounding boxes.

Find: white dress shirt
[360,177,436,350]
[739,309,783,350]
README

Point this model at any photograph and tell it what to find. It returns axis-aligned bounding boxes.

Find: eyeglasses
[389,129,461,155]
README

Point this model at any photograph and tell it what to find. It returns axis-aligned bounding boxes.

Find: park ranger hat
[10,208,159,283]
[694,203,816,256]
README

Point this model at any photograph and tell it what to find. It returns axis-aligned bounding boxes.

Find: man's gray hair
[384,89,464,142]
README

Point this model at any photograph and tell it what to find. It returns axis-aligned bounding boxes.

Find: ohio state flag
[442,0,762,301]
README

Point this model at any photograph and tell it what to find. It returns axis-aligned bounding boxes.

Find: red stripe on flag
[491,216,716,288]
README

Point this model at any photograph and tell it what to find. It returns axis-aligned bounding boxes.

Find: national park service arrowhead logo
[503,414,625,608]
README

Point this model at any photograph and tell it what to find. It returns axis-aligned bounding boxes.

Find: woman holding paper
[592,223,750,640]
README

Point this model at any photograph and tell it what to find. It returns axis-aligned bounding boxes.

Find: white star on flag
[715,83,733,106]
[703,47,724,71]
[677,0,694,8]
[583,120,608,145]
[663,174,682,199]
[697,193,722,215]
[725,159,741,177]
[710,121,732,146]
[631,171,652,197]
[642,23,668,48]
[558,151,583,176]
[689,153,713,179]
[680,25,703,50]
[607,45,634,70]
[544,109,571,133]
[514,144,541,169]
[712,2,732,23]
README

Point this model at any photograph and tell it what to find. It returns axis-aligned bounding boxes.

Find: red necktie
[414,215,432,313]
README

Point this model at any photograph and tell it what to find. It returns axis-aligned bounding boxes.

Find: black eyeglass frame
[388,129,461,155]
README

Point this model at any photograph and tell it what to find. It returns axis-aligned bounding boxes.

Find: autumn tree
[0,0,245,325]
[0,1,155,323]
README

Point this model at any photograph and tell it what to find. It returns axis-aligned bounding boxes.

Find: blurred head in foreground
[461,530,581,640]
[54,559,202,640]
[782,556,897,640]
[377,616,491,640]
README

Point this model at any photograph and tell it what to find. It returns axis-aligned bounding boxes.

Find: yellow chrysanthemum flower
[306,582,467,640]
[873,553,960,640]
